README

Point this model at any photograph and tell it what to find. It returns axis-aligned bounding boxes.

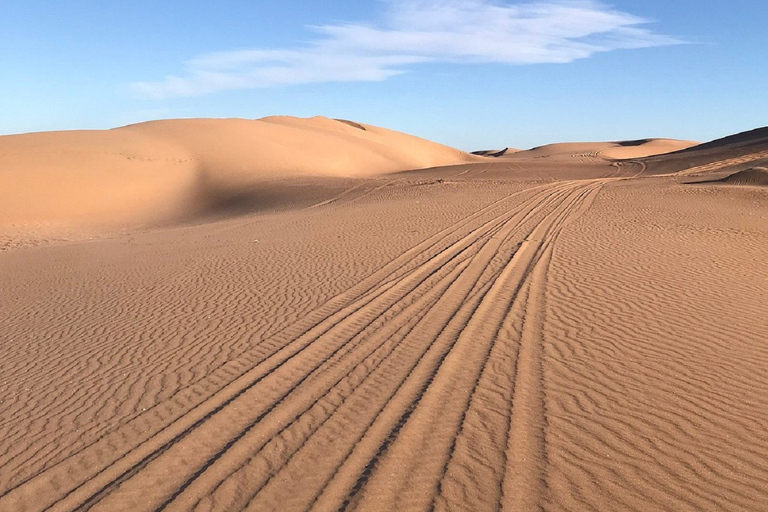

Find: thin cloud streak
[131,0,684,99]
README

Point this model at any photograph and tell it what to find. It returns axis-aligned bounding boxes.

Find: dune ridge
[673,126,768,153]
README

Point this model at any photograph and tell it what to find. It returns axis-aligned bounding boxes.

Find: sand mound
[600,138,698,159]
[511,139,697,160]
[513,142,615,159]
[0,116,479,231]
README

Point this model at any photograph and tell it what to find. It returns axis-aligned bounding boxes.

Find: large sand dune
[0,116,479,233]
[1,122,767,511]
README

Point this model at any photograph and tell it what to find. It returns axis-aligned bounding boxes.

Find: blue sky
[2,0,766,150]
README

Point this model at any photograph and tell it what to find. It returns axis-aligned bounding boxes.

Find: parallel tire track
[0,180,605,512]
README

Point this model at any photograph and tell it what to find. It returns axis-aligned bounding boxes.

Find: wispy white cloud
[131,0,684,99]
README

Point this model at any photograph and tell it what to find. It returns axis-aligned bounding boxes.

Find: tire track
[0,180,605,512]
[454,163,494,177]
[344,181,602,512]
[80,184,581,512]
[0,183,552,511]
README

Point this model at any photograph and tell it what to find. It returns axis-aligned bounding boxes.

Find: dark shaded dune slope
[639,126,768,174]
[689,167,768,187]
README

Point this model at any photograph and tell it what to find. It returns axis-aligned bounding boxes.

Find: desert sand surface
[1,121,768,512]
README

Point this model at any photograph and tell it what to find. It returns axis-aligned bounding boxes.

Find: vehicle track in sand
[0,179,605,512]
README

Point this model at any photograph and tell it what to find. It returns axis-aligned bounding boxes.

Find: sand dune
[598,138,698,159]
[0,116,479,233]
[679,126,768,152]
[642,126,768,175]
[410,139,679,183]
[0,129,196,230]
[1,122,767,511]
[507,138,697,160]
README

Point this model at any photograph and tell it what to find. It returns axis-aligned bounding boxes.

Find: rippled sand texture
[1,125,767,511]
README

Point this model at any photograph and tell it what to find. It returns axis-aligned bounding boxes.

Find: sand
[500,138,697,160]
[1,120,767,512]
[0,116,479,245]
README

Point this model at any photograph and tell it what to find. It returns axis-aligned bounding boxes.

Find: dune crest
[0,116,480,232]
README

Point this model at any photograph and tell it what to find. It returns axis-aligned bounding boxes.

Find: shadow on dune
[184,172,363,224]
[641,126,768,174]
[679,127,768,152]
[334,119,367,131]
[471,148,509,157]
[617,139,651,147]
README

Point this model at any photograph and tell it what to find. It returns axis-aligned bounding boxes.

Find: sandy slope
[1,125,767,512]
[0,116,479,236]
[0,129,196,231]
[714,166,768,186]
[642,126,768,175]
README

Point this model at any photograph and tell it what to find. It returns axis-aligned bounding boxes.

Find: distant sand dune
[599,138,698,159]
[507,138,697,160]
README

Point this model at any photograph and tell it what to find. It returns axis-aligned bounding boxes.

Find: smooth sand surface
[1,122,767,512]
